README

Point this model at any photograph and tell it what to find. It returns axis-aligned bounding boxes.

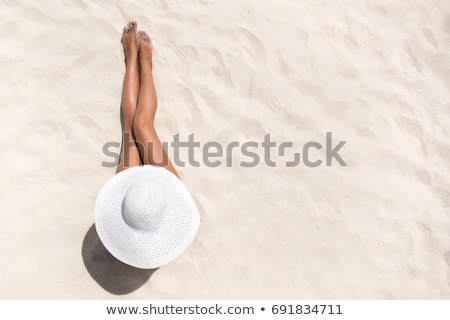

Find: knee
[133,112,154,137]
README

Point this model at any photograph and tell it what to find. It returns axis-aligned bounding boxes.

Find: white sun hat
[95,165,200,269]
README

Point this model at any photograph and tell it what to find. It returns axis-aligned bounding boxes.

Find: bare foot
[121,21,138,63]
[137,30,153,67]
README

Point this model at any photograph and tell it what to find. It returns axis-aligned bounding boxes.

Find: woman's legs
[133,30,179,178]
[116,21,141,174]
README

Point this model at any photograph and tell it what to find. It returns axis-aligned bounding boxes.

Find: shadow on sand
[82,224,158,295]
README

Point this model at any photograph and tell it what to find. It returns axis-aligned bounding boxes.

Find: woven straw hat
[95,165,200,269]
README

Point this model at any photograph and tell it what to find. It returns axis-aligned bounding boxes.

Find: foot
[121,21,138,63]
[137,30,153,67]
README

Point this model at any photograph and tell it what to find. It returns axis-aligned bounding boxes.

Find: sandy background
[1,0,450,299]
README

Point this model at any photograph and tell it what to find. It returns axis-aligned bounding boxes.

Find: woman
[116,20,179,178]
[94,22,199,269]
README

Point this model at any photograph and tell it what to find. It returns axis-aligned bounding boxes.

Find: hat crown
[123,179,167,232]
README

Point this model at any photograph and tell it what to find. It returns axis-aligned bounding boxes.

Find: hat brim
[95,165,200,269]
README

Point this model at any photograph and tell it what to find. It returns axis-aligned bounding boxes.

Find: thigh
[116,131,142,174]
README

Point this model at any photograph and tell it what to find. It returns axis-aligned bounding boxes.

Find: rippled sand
[1,0,449,299]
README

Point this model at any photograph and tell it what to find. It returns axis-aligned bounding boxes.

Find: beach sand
[1,0,450,299]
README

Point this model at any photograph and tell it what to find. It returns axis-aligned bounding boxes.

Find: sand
[1,0,450,299]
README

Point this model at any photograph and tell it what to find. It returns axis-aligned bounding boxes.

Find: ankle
[139,56,153,69]
[125,53,138,65]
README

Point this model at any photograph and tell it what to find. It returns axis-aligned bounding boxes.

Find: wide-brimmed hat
[95,165,200,269]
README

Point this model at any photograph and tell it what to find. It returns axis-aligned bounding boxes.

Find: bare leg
[116,21,141,174]
[133,30,179,178]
